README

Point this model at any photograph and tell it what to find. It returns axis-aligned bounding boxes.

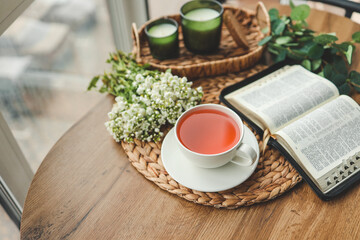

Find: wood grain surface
[21,3,360,240]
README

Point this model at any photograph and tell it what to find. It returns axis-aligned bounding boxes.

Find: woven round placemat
[121,65,302,209]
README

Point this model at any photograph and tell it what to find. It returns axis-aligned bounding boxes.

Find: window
[0,0,114,172]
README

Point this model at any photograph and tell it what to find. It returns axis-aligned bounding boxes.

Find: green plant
[88,51,203,142]
[259,1,360,94]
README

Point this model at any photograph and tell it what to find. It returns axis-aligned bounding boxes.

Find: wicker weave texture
[121,65,302,209]
[132,3,270,79]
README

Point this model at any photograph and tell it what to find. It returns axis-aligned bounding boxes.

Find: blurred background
[0,0,114,173]
[1,0,360,239]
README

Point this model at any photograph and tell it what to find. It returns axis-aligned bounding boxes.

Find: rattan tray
[121,65,302,209]
[132,2,270,79]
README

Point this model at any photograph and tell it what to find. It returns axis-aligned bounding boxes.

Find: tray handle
[256,1,271,37]
[132,22,142,62]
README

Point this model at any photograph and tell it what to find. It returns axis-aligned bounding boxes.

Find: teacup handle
[230,143,257,167]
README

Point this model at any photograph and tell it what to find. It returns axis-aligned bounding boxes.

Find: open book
[225,65,360,194]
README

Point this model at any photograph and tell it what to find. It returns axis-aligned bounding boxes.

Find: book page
[225,65,339,132]
[276,95,360,180]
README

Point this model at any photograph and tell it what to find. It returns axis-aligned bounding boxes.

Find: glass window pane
[0,0,115,172]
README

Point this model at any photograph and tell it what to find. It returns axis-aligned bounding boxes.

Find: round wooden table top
[21,4,360,240]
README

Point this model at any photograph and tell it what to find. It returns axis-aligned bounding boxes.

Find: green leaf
[318,71,325,77]
[274,49,287,63]
[290,0,296,9]
[301,20,309,27]
[331,73,347,87]
[308,44,324,59]
[292,49,307,56]
[298,41,315,54]
[338,83,351,95]
[275,36,292,45]
[268,47,279,55]
[292,23,303,31]
[329,46,339,55]
[258,36,272,46]
[346,45,354,64]
[291,4,310,21]
[99,85,108,93]
[349,71,360,92]
[314,34,338,45]
[332,56,348,75]
[286,49,306,61]
[303,29,315,34]
[283,31,296,37]
[114,84,123,93]
[269,8,279,21]
[116,60,126,72]
[269,42,286,51]
[284,43,300,47]
[88,76,100,90]
[349,71,359,80]
[352,31,360,43]
[298,36,314,42]
[312,59,322,71]
[324,62,347,86]
[301,59,311,70]
[272,19,286,35]
[323,64,334,79]
[333,42,351,52]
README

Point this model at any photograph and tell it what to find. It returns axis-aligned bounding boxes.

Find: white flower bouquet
[88,51,203,142]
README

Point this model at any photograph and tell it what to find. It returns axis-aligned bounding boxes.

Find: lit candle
[181,0,223,54]
[145,18,179,60]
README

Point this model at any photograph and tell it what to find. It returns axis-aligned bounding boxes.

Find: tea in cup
[174,104,257,168]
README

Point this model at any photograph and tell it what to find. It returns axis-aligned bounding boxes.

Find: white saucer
[161,125,260,192]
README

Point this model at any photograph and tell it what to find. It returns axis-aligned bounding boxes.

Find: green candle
[145,18,179,60]
[185,8,219,21]
[148,24,177,38]
[181,0,223,54]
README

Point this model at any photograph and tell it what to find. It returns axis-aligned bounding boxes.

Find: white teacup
[174,104,257,168]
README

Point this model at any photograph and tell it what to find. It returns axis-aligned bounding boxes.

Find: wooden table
[21,4,360,239]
